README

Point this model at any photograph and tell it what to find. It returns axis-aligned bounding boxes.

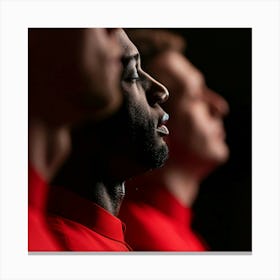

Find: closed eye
[125,68,140,82]
[122,56,141,83]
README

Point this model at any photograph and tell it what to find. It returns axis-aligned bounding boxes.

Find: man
[47,29,170,251]
[28,28,123,251]
[119,29,229,251]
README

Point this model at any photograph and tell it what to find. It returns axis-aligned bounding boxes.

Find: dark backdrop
[172,28,252,251]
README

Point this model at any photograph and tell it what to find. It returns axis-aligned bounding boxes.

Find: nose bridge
[144,72,169,104]
[206,88,229,117]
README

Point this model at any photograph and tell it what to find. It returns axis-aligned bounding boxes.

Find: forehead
[165,52,202,80]
[116,29,139,58]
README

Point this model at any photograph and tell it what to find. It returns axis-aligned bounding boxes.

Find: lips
[218,129,226,140]
[156,113,169,136]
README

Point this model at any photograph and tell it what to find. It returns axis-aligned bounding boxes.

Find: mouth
[219,129,226,140]
[215,125,226,140]
[156,113,169,136]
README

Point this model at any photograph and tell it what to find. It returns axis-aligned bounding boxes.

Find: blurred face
[75,30,170,180]
[29,28,122,125]
[148,51,229,168]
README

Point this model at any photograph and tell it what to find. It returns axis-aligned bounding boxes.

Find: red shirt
[47,186,131,251]
[119,186,207,251]
[28,164,62,251]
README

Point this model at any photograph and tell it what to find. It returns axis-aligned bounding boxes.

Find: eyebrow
[121,53,139,66]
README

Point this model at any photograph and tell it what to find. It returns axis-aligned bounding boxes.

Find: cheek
[172,105,202,135]
[170,105,211,147]
[125,93,153,131]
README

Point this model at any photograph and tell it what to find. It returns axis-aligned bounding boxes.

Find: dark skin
[52,30,170,215]
[128,49,229,207]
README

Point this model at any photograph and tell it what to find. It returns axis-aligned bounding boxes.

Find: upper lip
[219,128,226,139]
[156,112,169,136]
[157,112,169,127]
[214,123,226,139]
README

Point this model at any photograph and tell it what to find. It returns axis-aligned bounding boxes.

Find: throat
[91,181,125,216]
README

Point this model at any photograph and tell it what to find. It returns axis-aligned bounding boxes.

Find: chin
[124,143,168,181]
[211,144,230,164]
[141,141,169,170]
[154,144,169,168]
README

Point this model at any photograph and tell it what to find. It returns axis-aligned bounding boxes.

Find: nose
[143,72,169,106]
[206,88,229,117]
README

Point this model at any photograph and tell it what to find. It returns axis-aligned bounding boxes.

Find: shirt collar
[47,185,126,243]
[128,185,193,226]
[29,164,48,210]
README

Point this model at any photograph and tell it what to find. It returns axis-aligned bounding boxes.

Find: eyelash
[122,62,151,91]
[126,73,151,92]
[123,68,141,83]
[127,75,140,83]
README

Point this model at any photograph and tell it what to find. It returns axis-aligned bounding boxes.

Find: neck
[52,153,126,216]
[28,119,71,182]
[91,181,125,216]
[65,180,125,216]
[163,164,200,207]
[136,159,203,207]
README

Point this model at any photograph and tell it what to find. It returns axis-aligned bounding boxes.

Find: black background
[172,28,252,251]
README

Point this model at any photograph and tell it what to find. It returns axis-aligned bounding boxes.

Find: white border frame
[1,0,279,279]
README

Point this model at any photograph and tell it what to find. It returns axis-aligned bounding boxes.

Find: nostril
[161,93,168,104]
[213,99,229,117]
[206,89,229,117]
[148,89,169,106]
[145,72,169,105]
[158,87,169,104]
[209,101,228,117]
[221,100,230,115]
[151,91,168,105]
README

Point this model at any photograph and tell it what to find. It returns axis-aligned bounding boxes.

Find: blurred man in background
[28,28,123,251]
[47,29,170,251]
[119,29,229,251]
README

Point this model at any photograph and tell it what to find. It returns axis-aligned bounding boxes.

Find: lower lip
[156,125,169,136]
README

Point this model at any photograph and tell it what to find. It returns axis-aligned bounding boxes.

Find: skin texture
[128,49,229,207]
[53,29,170,215]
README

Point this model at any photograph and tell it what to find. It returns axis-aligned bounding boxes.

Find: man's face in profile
[75,29,170,179]
[117,29,170,169]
